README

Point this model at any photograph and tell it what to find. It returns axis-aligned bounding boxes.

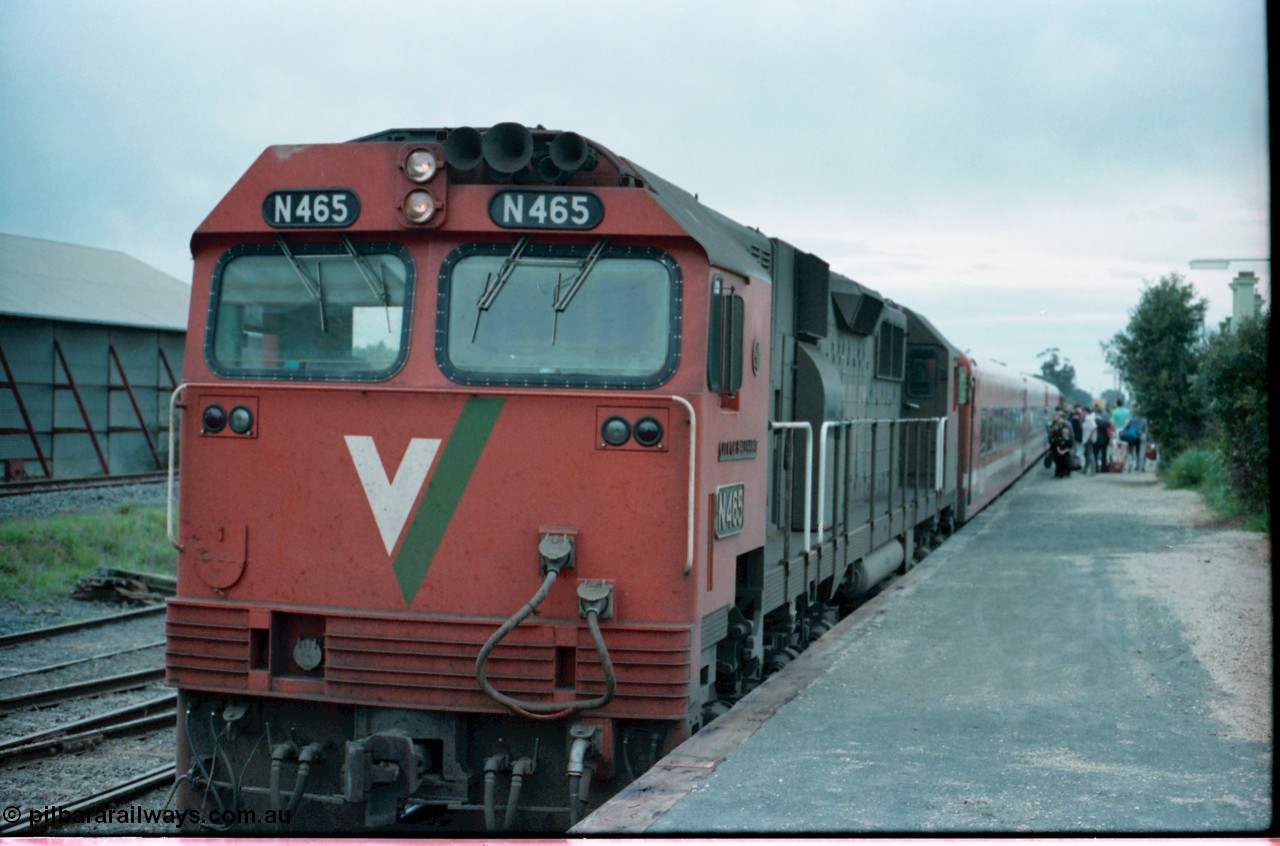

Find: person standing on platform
[1080,405,1097,475]
[1131,413,1149,472]
[1069,406,1084,471]
[1095,406,1112,472]
[1111,399,1134,471]
[1111,399,1132,432]
[1050,410,1074,478]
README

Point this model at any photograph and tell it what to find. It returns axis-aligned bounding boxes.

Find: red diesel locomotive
[166,123,1059,831]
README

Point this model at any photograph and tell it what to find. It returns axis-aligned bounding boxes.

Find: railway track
[0,471,169,499]
[0,597,176,833]
[0,604,165,648]
[0,693,176,766]
[0,764,177,835]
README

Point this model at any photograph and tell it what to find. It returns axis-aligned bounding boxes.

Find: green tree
[1036,347,1092,407]
[1106,273,1208,456]
[1196,309,1269,508]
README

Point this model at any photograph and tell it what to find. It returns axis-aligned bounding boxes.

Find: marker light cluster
[203,403,254,435]
[400,146,442,225]
[601,414,664,448]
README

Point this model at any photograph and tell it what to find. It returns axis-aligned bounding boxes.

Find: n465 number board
[489,191,603,230]
[263,189,360,228]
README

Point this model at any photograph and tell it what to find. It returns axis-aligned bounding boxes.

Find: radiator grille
[166,601,691,719]
[165,603,250,680]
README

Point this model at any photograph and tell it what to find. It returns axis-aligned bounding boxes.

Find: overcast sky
[1,0,1269,397]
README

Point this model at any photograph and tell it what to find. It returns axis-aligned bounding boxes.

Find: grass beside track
[0,504,176,604]
[1162,446,1269,534]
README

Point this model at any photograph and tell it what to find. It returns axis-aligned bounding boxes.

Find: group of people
[1048,400,1150,479]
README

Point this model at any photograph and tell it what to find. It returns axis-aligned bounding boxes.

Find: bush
[1162,445,1269,533]
[1197,310,1269,510]
[1163,447,1218,490]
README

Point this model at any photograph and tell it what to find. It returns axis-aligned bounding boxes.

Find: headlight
[601,416,631,447]
[404,148,439,183]
[202,404,227,433]
[229,405,254,435]
[634,416,664,447]
[403,190,436,224]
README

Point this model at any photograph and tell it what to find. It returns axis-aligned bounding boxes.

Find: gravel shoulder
[1105,474,1271,743]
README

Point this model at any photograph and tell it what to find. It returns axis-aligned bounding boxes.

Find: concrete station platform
[575,465,1272,835]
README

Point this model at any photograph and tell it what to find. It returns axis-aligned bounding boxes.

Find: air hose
[482,753,508,831]
[475,566,616,720]
[505,757,535,830]
[182,705,237,831]
[269,742,322,814]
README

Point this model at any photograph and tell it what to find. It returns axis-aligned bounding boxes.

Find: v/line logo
[343,396,506,605]
[345,436,441,555]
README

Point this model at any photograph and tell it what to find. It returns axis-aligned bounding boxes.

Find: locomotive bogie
[175,690,677,831]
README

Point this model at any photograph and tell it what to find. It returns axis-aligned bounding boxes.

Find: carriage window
[438,241,681,389]
[208,241,412,381]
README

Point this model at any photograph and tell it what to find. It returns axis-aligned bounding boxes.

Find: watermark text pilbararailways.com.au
[5,803,292,829]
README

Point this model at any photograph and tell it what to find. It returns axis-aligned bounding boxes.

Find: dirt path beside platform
[1098,473,1271,743]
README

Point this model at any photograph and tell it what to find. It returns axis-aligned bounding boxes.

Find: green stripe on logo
[393,396,505,605]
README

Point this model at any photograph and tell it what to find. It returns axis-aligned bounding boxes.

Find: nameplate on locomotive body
[489,191,603,230]
[262,189,361,228]
[714,483,746,539]
[718,439,758,461]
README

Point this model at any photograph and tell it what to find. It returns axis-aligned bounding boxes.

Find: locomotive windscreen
[436,241,682,389]
[207,240,413,381]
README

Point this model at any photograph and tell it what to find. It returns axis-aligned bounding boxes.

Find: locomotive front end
[168,126,763,831]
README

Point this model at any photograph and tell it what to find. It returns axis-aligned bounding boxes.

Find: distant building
[0,233,189,481]
[1228,271,1263,331]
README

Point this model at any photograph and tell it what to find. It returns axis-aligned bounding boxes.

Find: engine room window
[438,241,681,389]
[876,323,905,381]
[208,240,413,381]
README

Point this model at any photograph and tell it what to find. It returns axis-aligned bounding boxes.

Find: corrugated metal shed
[0,233,189,331]
[1,233,189,480]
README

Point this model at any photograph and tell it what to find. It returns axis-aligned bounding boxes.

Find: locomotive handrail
[816,419,852,544]
[667,395,697,575]
[816,416,948,541]
[934,416,947,493]
[167,383,188,552]
[769,421,813,553]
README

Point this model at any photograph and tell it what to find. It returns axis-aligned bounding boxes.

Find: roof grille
[750,244,773,273]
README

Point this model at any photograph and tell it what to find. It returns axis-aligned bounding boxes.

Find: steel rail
[0,709,175,767]
[0,640,165,683]
[0,667,165,712]
[0,470,169,498]
[0,604,165,649]
[0,763,177,835]
[0,692,176,753]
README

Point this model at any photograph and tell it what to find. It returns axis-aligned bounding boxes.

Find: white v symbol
[345,436,442,555]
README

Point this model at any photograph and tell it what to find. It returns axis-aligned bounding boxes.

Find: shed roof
[0,233,189,332]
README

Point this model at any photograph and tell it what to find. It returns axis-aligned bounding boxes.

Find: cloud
[0,0,1267,397]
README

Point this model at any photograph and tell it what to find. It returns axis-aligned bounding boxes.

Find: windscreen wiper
[276,236,326,333]
[472,236,531,341]
[340,235,392,330]
[551,238,607,344]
